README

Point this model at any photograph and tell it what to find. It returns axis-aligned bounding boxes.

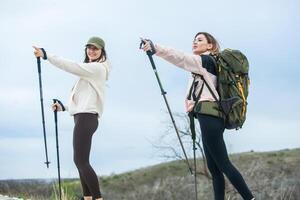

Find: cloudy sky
[0,0,299,180]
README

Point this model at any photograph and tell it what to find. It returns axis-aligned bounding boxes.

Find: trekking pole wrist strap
[40,48,47,60]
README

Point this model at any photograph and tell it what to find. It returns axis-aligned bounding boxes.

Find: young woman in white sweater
[33,36,111,200]
[142,33,255,200]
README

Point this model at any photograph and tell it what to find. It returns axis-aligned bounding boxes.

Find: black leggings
[73,113,101,199]
[197,114,254,200]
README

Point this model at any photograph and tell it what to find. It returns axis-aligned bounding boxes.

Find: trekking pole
[36,57,50,168]
[140,39,193,175]
[53,99,64,200]
[188,112,198,200]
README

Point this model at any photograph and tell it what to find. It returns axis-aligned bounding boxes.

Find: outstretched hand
[32,46,45,58]
[140,38,156,56]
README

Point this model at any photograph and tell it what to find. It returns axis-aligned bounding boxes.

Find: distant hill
[0,148,299,200]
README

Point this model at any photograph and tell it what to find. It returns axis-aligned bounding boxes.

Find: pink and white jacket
[155,44,219,112]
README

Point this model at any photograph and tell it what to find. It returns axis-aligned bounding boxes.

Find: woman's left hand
[142,40,151,52]
[141,39,156,54]
[32,46,44,58]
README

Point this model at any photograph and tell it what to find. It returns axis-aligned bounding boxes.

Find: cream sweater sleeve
[47,54,104,78]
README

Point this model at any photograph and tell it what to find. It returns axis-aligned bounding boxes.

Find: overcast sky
[0,0,299,180]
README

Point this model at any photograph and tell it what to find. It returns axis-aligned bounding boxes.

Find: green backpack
[192,49,250,130]
[215,49,250,129]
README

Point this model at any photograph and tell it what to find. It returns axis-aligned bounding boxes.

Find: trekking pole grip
[140,38,156,56]
[53,99,66,112]
[53,99,58,123]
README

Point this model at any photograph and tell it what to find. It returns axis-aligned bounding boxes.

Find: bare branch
[151,112,210,179]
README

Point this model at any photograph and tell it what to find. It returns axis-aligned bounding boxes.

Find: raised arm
[154,44,208,75]
[140,40,208,75]
[33,46,109,79]
[140,40,217,97]
[47,53,107,78]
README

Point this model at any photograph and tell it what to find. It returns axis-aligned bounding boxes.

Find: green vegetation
[0,148,299,200]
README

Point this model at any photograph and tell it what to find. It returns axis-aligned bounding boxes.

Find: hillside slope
[0,148,299,200]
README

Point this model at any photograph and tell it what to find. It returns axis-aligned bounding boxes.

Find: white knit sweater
[47,54,111,117]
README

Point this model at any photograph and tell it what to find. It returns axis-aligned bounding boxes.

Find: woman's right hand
[33,46,45,58]
[52,102,63,112]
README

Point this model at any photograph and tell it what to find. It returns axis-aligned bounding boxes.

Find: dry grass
[0,148,299,200]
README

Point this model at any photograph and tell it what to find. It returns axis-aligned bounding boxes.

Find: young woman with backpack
[141,32,255,200]
[33,36,111,200]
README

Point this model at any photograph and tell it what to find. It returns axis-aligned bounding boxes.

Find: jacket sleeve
[155,44,219,99]
[155,44,208,75]
[47,54,105,78]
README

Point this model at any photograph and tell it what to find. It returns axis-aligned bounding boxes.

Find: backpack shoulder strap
[190,73,205,109]
[201,75,219,102]
[187,75,197,100]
